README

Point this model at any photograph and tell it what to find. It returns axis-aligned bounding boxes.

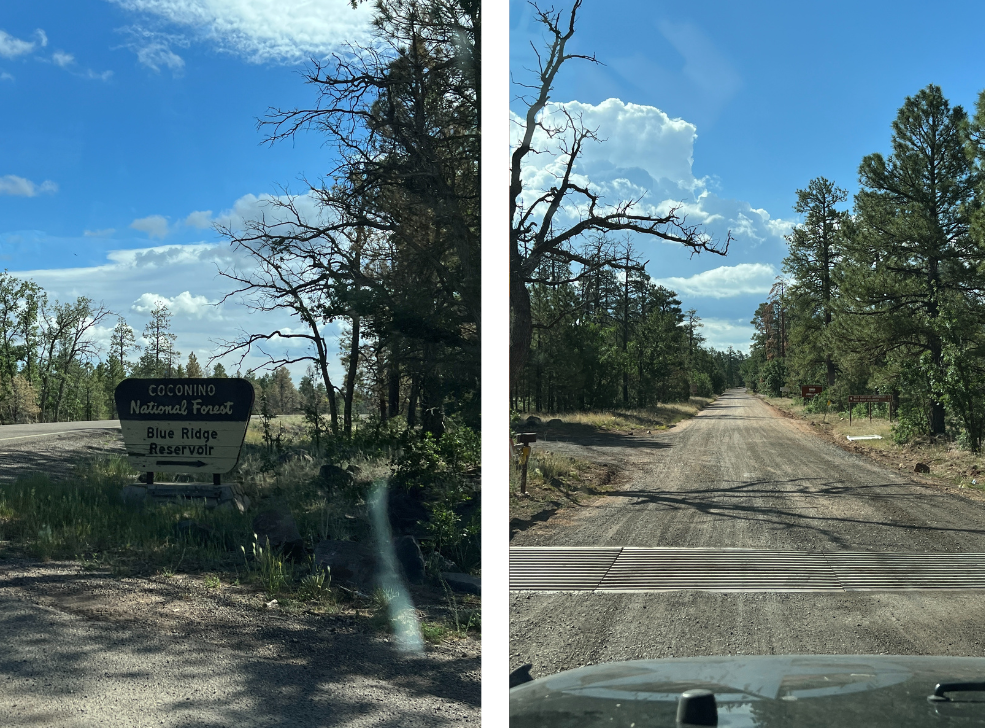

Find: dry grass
[517,398,713,433]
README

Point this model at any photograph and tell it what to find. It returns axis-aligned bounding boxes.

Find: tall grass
[517,399,713,432]
[0,455,253,566]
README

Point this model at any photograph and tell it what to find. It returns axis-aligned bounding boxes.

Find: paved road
[510,389,985,678]
[0,421,125,482]
[0,420,121,442]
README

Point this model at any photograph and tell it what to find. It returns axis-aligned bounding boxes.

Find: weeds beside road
[759,394,985,497]
[0,416,481,647]
[508,398,714,539]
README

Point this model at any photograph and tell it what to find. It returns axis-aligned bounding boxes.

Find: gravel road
[510,389,985,678]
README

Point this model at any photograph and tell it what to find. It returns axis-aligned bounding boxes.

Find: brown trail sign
[800,385,823,399]
[115,378,255,480]
[848,394,893,425]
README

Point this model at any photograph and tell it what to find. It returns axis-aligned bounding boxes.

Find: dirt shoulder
[757,394,985,505]
[509,402,713,543]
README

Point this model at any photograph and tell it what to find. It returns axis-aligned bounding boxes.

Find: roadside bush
[760,359,787,397]
[891,413,927,445]
[393,426,480,492]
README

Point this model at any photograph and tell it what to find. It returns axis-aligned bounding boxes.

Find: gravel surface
[0,424,480,726]
[510,389,985,679]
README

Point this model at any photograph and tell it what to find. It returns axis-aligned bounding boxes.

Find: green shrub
[891,413,927,445]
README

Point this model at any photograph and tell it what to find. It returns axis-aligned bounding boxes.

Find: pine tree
[185,352,204,378]
[783,177,848,387]
[837,84,983,434]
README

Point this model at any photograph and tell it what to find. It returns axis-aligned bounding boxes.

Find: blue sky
[0,0,374,380]
[510,0,985,352]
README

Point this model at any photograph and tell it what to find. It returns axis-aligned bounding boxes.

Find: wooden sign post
[115,378,255,486]
[847,394,893,426]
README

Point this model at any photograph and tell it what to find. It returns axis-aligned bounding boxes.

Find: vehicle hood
[510,654,985,727]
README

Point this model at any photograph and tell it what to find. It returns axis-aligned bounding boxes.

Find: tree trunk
[387,351,401,418]
[407,376,419,429]
[509,268,532,399]
[343,314,360,438]
[929,335,946,435]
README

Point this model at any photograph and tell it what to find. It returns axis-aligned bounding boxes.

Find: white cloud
[184,210,213,229]
[118,26,186,74]
[109,0,374,64]
[511,97,796,251]
[52,50,74,67]
[84,228,116,237]
[655,263,778,299]
[132,290,215,318]
[698,318,755,353]
[0,175,58,196]
[0,72,12,82]
[16,241,344,381]
[130,214,170,239]
[0,30,37,59]
[36,29,48,48]
[212,191,329,232]
[81,68,114,81]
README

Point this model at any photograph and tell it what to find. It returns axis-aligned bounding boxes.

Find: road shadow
[536,423,674,449]
[0,430,126,483]
[510,506,560,541]
[612,476,985,551]
[0,567,480,726]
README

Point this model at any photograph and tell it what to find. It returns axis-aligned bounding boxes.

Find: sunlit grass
[515,398,713,433]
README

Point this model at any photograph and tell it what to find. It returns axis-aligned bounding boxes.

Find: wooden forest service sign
[848,393,893,425]
[801,385,823,399]
[848,394,893,404]
[115,378,255,475]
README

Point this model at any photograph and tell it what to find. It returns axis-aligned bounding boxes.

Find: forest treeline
[0,272,342,425]
[511,257,745,412]
[0,275,223,424]
[743,84,985,451]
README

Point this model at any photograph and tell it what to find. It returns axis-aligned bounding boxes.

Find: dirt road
[510,389,985,678]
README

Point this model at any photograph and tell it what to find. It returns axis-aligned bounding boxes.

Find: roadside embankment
[757,393,985,500]
[508,397,716,539]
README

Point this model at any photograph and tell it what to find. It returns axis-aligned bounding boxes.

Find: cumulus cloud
[655,263,778,299]
[0,29,38,58]
[212,191,329,232]
[184,210,213,229]
[130,214,170,239]
[511,97,795,251]
[132,290,215,318]
[0,175,58,196]
[699,318,756,353]
[109,0,374,64]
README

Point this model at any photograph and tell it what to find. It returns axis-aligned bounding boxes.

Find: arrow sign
[115,378,255,475]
